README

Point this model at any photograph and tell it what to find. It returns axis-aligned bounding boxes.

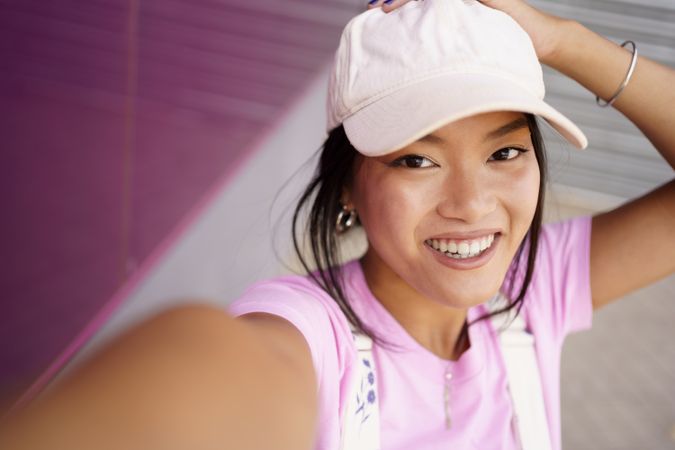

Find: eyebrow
[417,117,530,145]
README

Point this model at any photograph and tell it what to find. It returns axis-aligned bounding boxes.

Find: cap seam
[339,67,541,121]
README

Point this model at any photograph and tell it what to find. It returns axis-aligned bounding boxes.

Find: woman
[1,0,673,449]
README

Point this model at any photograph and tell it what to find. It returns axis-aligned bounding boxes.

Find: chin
[421,278,502,310]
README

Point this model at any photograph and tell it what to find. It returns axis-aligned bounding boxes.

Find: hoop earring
[336,206,357,234]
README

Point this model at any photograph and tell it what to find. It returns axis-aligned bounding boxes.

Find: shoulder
[228,268,358,379]
[521,216,594,339]
[228,268,361,447]
[537,215,592,260]
[229,272,352,337]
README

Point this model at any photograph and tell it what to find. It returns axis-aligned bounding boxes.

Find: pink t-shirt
[228,216,593,449]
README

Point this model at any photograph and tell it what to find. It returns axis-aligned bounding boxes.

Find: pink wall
[0,0,349,414]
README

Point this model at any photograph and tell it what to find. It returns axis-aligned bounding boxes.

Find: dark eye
[489,147,528,162]
[390,155,437,169]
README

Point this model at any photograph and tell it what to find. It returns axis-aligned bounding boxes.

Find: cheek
[358,186,416,242]
[352,171,431,250]
[500,161,541,236]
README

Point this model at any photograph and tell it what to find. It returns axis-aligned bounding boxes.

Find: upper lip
[427,229,502,241]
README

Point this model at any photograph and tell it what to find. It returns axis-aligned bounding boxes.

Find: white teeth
[426,233,497,259]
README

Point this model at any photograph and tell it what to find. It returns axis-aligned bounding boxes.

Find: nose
[435,169,497,223]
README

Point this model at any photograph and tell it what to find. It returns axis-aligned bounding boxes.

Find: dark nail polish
[368,0,378,4]
[383,0,394,4]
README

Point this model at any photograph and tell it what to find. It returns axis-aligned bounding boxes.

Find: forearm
[0,306,317,450]
[548,20,675,169]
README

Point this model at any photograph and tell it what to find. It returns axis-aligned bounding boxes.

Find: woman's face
[349,111,540,309]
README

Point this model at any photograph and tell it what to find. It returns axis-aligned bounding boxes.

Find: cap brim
[342,72,587,156]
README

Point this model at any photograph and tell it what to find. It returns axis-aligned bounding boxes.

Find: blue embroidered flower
[353,357,377,426]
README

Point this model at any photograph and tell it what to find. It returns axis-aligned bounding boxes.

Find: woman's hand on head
[368,0,572,65]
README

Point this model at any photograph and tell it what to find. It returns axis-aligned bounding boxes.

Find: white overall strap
[489,294,553,450]
[339,328,381,450]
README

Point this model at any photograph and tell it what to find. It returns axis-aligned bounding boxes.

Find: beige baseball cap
[326,0,587,156]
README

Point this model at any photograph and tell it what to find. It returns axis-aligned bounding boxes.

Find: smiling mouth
[424,233,499,259]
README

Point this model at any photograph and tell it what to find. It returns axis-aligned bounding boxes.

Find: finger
[367,0,384,10]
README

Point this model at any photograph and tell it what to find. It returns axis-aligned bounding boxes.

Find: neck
[360,250,471,361]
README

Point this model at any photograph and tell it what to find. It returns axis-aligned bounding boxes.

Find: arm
[547,21,675,168]
[546,20,675,309]
[0,305,317,450]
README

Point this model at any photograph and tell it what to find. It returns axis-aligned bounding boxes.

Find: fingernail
[368,0,378,4]
[383,0,394,4]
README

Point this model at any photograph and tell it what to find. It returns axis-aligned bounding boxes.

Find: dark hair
[291,114,547,349]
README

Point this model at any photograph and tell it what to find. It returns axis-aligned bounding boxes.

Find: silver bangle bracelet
[596,40,638,108]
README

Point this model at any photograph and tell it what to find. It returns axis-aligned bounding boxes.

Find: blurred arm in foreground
[0,305,317,450]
